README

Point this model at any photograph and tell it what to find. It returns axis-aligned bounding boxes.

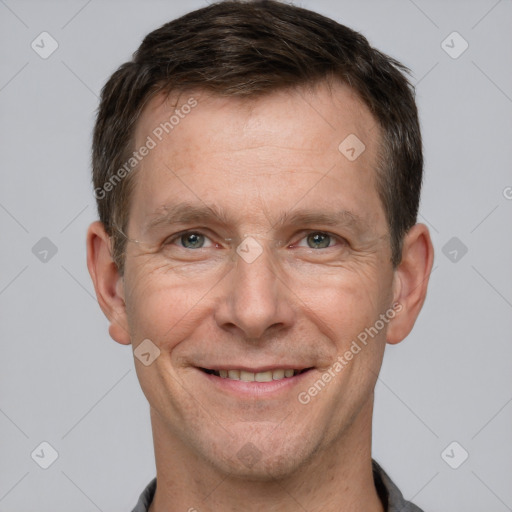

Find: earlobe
[386,223,434,345]
[86,221,131,345]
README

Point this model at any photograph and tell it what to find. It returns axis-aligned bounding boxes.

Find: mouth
[199,367,312,382]
[196,365,315,398]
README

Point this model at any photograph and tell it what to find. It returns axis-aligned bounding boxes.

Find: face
[118,82,398,478]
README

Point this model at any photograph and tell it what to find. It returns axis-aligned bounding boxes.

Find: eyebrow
[144,203,232,232]
[273,209,370,235]
[143,202,371,236]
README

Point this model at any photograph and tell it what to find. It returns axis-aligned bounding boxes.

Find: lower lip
[198,369,313,398]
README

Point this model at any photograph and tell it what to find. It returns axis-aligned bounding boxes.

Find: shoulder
[130,477,157,512]
[372,459,426,512]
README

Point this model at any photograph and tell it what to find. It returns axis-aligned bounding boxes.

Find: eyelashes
[164,230,347,251]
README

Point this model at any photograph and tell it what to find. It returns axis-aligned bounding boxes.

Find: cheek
[291,266,388,341]
[123,268,213,347]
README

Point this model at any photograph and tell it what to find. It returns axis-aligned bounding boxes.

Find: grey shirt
[131,459,424,511]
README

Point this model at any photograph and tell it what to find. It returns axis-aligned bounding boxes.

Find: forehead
[136,80,378,156]
[130,80,385,233]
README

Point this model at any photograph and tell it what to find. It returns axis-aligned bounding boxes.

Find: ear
[386,223,434,345]
[86,221,131,345]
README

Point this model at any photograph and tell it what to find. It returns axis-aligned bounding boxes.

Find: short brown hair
[92,0,422,273]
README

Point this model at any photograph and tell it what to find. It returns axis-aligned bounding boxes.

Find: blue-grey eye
[307,232,331,249]
[181,232,205,249]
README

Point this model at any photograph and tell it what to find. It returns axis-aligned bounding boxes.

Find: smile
[200,368,311,382]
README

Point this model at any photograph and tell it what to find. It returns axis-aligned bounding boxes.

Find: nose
[214,241,296,341]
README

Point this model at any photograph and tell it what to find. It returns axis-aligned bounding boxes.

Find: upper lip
[198,365,312,373]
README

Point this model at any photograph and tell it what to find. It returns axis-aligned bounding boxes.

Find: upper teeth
[217,369,297,381]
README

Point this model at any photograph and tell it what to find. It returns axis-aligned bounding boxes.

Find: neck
[148,399,384,512]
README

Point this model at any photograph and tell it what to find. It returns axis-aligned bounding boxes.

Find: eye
[166,231,214,249]
[296,231,344,249]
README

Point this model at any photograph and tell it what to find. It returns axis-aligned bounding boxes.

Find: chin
[196,425,319,482]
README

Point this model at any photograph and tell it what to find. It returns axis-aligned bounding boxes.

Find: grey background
[1,0,511,510]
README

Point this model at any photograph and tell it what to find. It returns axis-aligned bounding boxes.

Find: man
[86,1,434,510]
